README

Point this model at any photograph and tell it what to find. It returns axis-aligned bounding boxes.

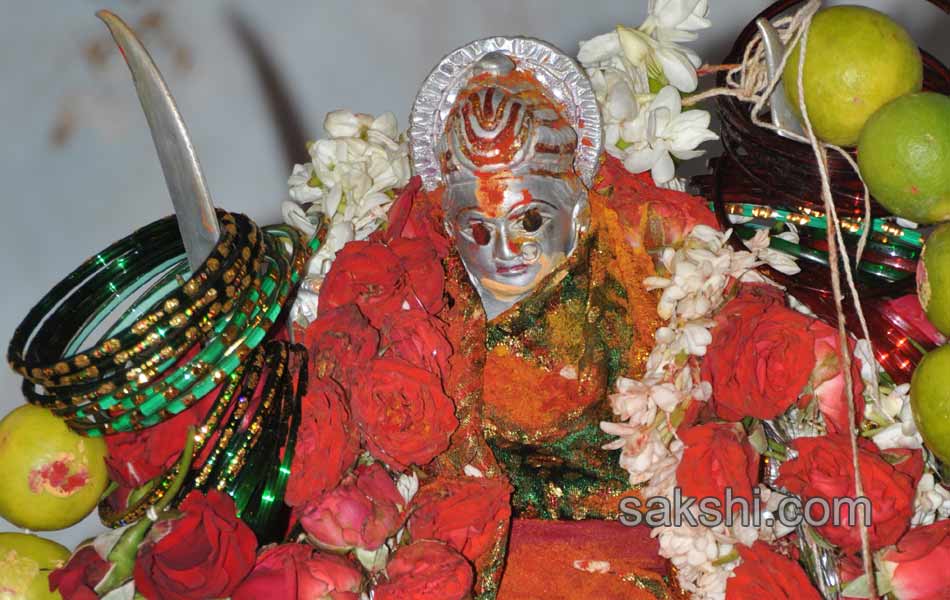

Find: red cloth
[498,519,683,600]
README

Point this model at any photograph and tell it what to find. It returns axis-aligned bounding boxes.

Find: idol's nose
[494,226,518,261]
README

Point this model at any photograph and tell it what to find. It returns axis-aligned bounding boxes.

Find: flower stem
[96,428,196,594]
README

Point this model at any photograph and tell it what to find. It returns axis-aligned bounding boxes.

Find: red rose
[373,540,473,600]
[319,241,408,326]
[303,304,379,387]
[390,237,445,315]
[598,155,719,252]
[232,544,363,600]
[407,476,512,564]
[134,490,257,600]
[105,388,215,490]
[881,520,950,600]
[49,546,111,600]
[776,436,922,552]
[703,284,817,420]
[726,541,822,599]
[350,357,458,471]
[286,379,361,507]
[379,309,453,378]
[319,237,444,327]
[806,320,864,434]
[299,462,406,551]
[676,422,760,514]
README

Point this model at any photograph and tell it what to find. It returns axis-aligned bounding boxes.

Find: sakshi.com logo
[619,486,872,529]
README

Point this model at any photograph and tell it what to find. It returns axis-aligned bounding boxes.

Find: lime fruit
[858,92,950,224]
[783,5,922,146]
[918,224,950,336]
[0,404,108,530]
[0,532,70,599]
[911,345,950,464]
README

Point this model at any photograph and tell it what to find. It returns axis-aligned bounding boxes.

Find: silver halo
[409,36,603,192]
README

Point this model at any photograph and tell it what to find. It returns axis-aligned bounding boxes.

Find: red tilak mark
[28,459,89,496]
[475,173,510,217]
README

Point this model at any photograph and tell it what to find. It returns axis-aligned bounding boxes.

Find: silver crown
[409,36,603,191]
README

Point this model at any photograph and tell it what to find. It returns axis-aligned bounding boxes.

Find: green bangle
[9,212,249,382]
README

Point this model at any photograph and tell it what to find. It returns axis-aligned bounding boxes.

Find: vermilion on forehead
[473,173,532,218]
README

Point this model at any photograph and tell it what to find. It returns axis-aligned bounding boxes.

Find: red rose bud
[299,462,406,552]
[702,284,817,420]
[49,545,111,600]
[726,541,822,599]
[379,176,453,258]
[232,544,363,600]
[776,436,922,552]
[350,357,458,471]
[286,379,361,507]
[805,319,864,434]
[407,475,512,564]
[303,304,379,387]
[373,540,473,600]
[378,309,453,378]
[881,520,950,600]
[676,422,760,514]
[133,490,257,600]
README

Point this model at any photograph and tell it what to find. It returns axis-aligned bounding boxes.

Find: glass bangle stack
[693,0,950,385]
[6,210,316,542]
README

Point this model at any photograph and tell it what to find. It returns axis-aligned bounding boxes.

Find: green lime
[858,92,950,224]
[0,404,108,530]
[783,5,922,146]
[911,345,950,464]
[918,224,950,335]
[0,532,70,599]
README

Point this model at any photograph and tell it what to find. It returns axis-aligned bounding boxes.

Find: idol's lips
[495,263,529,275]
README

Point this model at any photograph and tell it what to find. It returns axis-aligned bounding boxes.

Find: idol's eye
[521,208,544,232]
[471,222,492,246]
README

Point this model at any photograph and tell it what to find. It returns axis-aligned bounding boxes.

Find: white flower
[643,0,711,42]
[869,383,923,450]
[912,473,950,527]
[282,199,317,239]
[610,378,657,426]
[578,31,623,68]
[287,162,324,204]
[743,228,801,275]
[578,1,714,183]
[654,521,737,600]
[641,438,683,498]
[614,86,717,184]
[600,425,676,488]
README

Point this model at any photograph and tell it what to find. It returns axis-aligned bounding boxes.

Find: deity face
[428,48,597,319]
[445,172,587,318]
